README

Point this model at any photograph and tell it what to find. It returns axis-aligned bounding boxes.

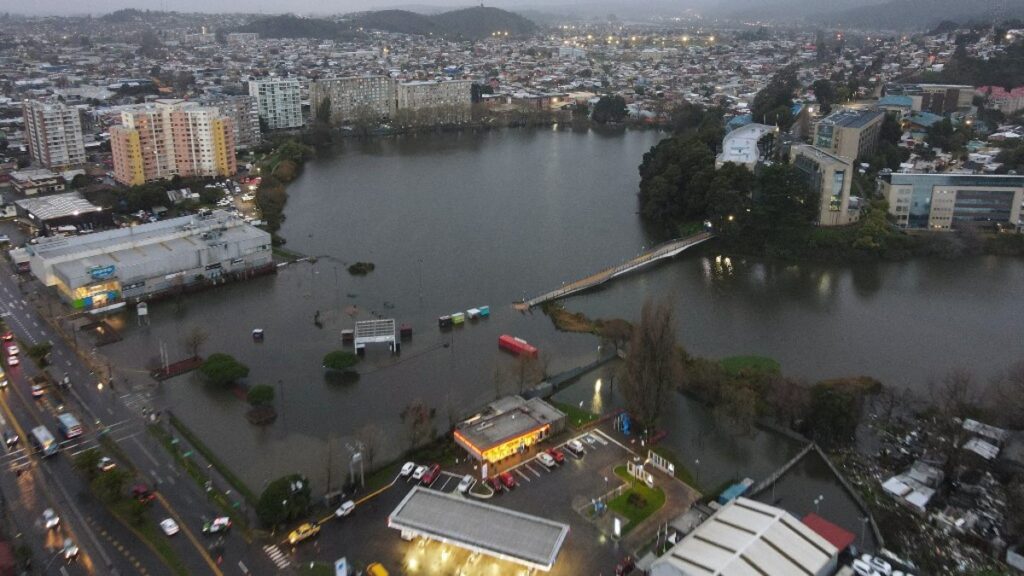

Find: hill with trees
[238,7,537,41]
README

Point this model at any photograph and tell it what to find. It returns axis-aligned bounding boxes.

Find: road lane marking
[155,492,224,575]
[515,469,530,482]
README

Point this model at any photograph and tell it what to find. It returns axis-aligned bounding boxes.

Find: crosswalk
[0,419,142,471]
[263,544,291,571]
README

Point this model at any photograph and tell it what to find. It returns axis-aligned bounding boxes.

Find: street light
[813,494,824,514]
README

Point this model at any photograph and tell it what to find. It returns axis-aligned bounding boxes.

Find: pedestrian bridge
[515,231,715,310]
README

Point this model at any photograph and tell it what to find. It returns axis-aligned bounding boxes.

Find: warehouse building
[650,497,840,576]
[23,209,272,311]
[15,191,111,235]
[454,395,565,464]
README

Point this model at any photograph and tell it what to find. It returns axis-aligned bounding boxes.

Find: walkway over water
[515,231,716,310]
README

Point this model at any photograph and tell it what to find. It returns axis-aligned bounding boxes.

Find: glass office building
[881,173,1024,231]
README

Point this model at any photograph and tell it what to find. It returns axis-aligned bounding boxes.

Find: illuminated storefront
[454,396,565,464]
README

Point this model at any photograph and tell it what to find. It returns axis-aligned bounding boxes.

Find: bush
[347,262,375,275]
[256,474,311,528]
[199,353,249,387]
[246,384,275,406]
[323,350,359,371]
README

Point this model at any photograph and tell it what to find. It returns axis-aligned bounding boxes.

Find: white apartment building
[310,76,395,124]
[396,80,473,122]
[248,78,303,130]
[22,100,86,169]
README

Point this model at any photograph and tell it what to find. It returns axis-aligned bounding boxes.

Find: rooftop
[15,192,101,221]
[455,396,564,452]
[388,486,570,570]
[819,107,883,129]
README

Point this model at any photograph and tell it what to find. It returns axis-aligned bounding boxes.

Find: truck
[56,413,83,439]
[30,426,58,457]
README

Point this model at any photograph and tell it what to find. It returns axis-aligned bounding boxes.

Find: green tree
[811,79,836,115]
[199,353,249,387]
[621,298,682,433]
[246,384,275,406]
[804,383,862,446]
[256,474,311,528]
[591,95,627,124]
[743,163,819,256]
[91,468,132,504]
[314,96,332,125]
[751,65,798,130]
[74,448,104,482]
[322,350,359,371]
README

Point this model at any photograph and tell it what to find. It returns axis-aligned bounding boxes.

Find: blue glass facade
[886,174,1024,229]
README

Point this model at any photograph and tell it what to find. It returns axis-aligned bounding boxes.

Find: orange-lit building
[454,396,565,464]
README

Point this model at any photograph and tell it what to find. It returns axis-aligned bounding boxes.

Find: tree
[181,325,208,359]
[713,383,758,436]
[91,468,132,504]
[354,423,386,471]
[256,474,311,528]
[811,79,836,115]
[591,95,627,124]
[399,400,435,450]
[198,353,249,387]
[751,65,798,131]
[322,350,359,371]
[246,384,275,406]
[621,298,682,432]
[764,375,810,429]
[804,382,862,446]
[314,96,332,125]
[743,163,819,256]
[74,448,104,482]
[70,173,91,189]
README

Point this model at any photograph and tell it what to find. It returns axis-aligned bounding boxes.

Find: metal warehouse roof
[387,486,570,571]
[16,192,102,221]
[650,497,838,576]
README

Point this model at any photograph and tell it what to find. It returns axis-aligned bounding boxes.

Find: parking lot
[293,425,642,575]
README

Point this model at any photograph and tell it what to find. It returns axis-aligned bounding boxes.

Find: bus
[56,413,83,439]
[30,426,58,457]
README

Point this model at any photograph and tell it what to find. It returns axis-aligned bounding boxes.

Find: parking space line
[515,469,530,482]
[526,463,542,477]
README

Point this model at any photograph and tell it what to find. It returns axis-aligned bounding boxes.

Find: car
[400,461,416,477]
[5,344,17,356]
[334,500,355,518]
[546,448,565,464]
[287,522,320,545]
[132,483,156,504]
[861,554,892,576]
[0,235,8,245]
[43,508,60,529]
[0,332,12,342]
[3,429,18,447]
[486,476,503,493]
[61,538,79,561]
[366,563,389,576]
[499,471,517,489]
[615,556,636,575]
[537,452,557,468]
[97,457,116,472]
[584,434,599,446]
[456,474,474,494]
[30,383,43,397]
[160,518,179,536]
[202,517,232,534]
[852,559,879,576]
[6,355,18,367]
[411,464,428,481]
[420,463,441,485]
[566,439,585,456]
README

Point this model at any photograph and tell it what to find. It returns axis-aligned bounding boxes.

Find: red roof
[802,513,855,551]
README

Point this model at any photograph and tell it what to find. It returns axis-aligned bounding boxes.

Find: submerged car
[202,517,232,534]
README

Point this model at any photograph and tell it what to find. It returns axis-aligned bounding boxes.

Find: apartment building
[812,108,883,162]
[248,78,303,130]
[111,99,236,186]
[880,173,1024,231]
[201,95,262,150]
[396,80,473,122]
[791,144,858,227]
[22,99,86,169]
[310,76,394,124]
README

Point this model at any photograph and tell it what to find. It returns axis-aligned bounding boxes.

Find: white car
[159,518,180,536]
[584,434,599,446]
[335,500,355,517]
[43,508,60,529]
[861,554,892,576]
[853,559,881,576]
[457,474,474,494]
[566,439,585,456]
[97,457,116,472]
[400,462,416,477]
[62,538,79,560]
[537,452,557,468]
[412,465,428,480]
[241,194,255,201]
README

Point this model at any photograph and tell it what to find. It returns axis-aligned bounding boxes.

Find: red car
[499,471,516,489]
[0,332,13,342]
[615,556,636,575]
[546,448,565,464]
[486,476,503,493]
[420,463,441,485]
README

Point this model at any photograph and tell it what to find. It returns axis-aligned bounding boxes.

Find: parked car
[97,457,116,472]
[3,428,18,448]
[30,383,43,397]
[6,355,18,367]
[4,343,17,356]
[132,483,156,504]
[499,471,517,489]
[861,554,892,576]
[486,476,503,493]
[61,538,79,561]
[566,439,585,456]
[457,474,474,494]
[420,463,441,485]
[546,448,565,464]
[615,556,636,575]
[584,434,599,446]
[287,522,319,545]
[400,462,416,477]
[159,518,179,536]
[412,465,428,481]
[0,332,12,342]
[334,500,355,518]
[43,508,59,529]
[537,452,557,468]
[202,517,232,534]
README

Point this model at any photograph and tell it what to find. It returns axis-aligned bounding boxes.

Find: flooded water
[98,128,1024,513]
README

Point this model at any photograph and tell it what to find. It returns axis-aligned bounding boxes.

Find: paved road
[0,260,276,576]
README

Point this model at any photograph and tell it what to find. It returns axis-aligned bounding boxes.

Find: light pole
[860,516,870,549]
[694,459,700,486]
[813,494,824,514]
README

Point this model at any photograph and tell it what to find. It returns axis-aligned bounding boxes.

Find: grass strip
[167,413,257,505]
[607,465,666,534]
[550,400,599,429]
[108,499,190,576]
